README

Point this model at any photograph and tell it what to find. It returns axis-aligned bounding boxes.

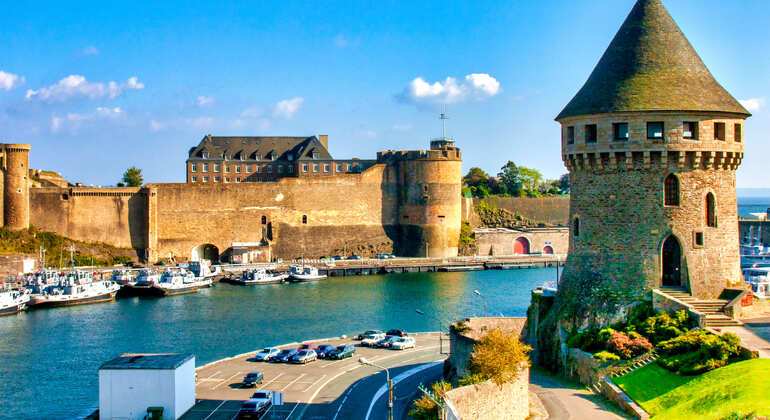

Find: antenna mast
[440,105,449,138]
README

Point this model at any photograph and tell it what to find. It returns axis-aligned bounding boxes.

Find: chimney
[318,135,329,150]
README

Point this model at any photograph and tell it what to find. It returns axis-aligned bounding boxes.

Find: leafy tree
[463,167,489,187]
[558,173,570,194]
[518,166,543,196]
[498,161,523,197]
[408,380,452,420]
[468,329,532,386]
[122,166,143,187]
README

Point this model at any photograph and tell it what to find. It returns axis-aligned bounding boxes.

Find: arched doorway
[662,235,681,287]
[513,237,530,255]
[543,245,554,255]
[192,244,219,263]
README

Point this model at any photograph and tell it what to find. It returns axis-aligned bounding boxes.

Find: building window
[267,165,272,173]
[313,163,319,172]
[683,121,698,139]
[257,166,262,173]
[302,163,308,172]
[664,174,679,206]
[313,152,319,159]
[202,163,209,172]
[288,166,294,174]
[302,215,307,224]
[214,176,220,182]
[191,176,197,182]
[573,217,580,237]
[714,122,726,140]
[202,152,209,159]
[694,231,704,247]
[224,177,230,183]
[225,166,230,173]
[324,163,330,172]
[336,163,343,172]
[735,124,742,142]
[287,154,293,161]
[240,154,245,161]
[224,154,229,161]
[256,154,262,161]
[261,216,267,225]
[613,123,629,141]
[706,193,717,227]
[246,165,251,172]
[584,124,597,143]
[567,126,575,144]
[203,176,209,182]
[214,163,220,172]
[648,122,664,139]
[191,163,198,172]
[278,165,284,173]
[236,166,241,173]
[236,178,241,183]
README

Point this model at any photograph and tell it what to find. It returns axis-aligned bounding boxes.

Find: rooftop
[100,353,194,370]
[557,0,749,120]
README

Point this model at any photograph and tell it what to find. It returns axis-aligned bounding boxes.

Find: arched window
[261,215,267,225]
[302,215,307,225]
[706,193,717,227]
[664,174,679,206]
[573,217,580,237]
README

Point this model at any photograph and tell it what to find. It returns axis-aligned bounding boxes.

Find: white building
[99,353,195,420]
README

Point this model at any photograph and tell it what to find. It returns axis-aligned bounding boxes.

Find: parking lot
[181,332,446,420]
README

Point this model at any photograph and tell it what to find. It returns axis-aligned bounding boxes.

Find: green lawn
[614,359,770,419]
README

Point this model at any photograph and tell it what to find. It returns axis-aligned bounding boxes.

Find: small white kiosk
[99,353,195,420]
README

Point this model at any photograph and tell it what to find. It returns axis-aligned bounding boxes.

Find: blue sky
[1,0,768,187]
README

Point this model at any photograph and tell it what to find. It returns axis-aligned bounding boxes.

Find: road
[529,367,629,420]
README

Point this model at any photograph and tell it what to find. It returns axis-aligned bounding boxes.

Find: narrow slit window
[664,174,679,206]
[706,193,717,227]
[714,122,726,140]
[302,215,308,224]
[567,126,575,144]
[734,124,742,142]
[573,217,580,237]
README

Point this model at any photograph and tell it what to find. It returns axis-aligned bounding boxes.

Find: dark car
[241,371,263,388]
[331,255,344,261]
[327,344,355,360]
[315,344,336,359]
[347,255,361,260]
[237,399,272,419]
[374,335,399,348]
[386,329,408,337]
[272,349,298,363]
[355,329,382,340]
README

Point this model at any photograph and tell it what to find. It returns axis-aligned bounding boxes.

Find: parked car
[250,390,273,405]
[385,254,396,259]
[386,329,408,337]
[241,371,264,388]
[347,254,361,260]
[291,350,317,364]
[374,335,400,348]
[327,344,355,360]
[272,349,298,363]
[253,347,280,361]
[391,336,416,350]
[331,255,344,261]
[361,333,386,347]
[315,344,337,359]
[238,399,271,419]
[298,343,317,352]
[375,253,387,259]
[355,330,382,340]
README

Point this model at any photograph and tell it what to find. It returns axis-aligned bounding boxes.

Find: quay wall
[475,228,568,256]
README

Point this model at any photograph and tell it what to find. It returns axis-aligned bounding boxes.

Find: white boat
[188,261,220,280]
[29,270,120,308]
[110,269,136,286]
[0,289,31,316]
[24,269,61,295]
[149,268,212,296]
[234,268,288,285]
[743,267,770,299]
[288,265,327,282]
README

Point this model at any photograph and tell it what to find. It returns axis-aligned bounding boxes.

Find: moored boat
[0,289,31,316]
[29,270,120,308]
[743,267,770,299]
[110,269,136,286]
[234,268,288,285]
[147,268,212,296]
[288,265,327,282]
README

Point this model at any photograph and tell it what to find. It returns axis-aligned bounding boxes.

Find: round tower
[557,0,749,300]
[3,143,31,231]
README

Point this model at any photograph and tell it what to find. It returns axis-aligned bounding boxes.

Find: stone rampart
[443,369,529,420]
[473,197,569,226]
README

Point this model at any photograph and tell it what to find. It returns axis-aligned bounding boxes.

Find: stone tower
[557,0,749,300]
[379,139,462,258]
[1,143,31,231]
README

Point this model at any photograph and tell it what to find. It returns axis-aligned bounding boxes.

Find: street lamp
[359,357,393,420]
[473,289,487,317]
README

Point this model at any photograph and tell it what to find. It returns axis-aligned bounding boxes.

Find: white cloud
[184,116,214,129]
[391,124,412,132]
[240,106,264,118]
[26,75,144,103]
[197,95,215,107]
[0,70,25,91]
[149,120,166,132]
[273,97,304,119]
[740,98,765,112]
[78,46,100,56]
[398,73,501,105]
[51,107,124,133]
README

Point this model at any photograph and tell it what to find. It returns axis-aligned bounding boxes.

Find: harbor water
[0,268,555,419]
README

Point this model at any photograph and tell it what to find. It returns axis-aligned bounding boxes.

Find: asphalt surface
[181,333,447,420]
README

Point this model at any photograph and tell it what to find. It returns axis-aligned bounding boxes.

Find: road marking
[212,371,241,390]
[284,402,299,420]
[332,382,359,420]
[364,360,444,420]
[302,374,327,393]
[205,370,221,380]
[261,372,284,388]
[281,373,306,392]
[202,400,226,420]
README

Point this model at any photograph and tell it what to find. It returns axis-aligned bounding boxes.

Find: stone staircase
[610,351,659,378]
[658,287,742,327]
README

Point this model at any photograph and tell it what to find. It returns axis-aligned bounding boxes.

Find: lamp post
[473,289,487,317]
[425,242,430,259]
[359,357,393,420]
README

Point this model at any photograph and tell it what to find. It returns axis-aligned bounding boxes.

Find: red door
[514,237,530,255]
[543,246,554,254]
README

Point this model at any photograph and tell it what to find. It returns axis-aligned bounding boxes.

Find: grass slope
[0,226,135,266]
[614,359,770,419]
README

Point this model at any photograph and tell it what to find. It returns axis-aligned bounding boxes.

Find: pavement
[181,333,446,420]
[722,316,770,358]
[529,367,629,420]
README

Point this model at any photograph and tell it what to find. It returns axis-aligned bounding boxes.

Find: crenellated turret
[1,143,31,231]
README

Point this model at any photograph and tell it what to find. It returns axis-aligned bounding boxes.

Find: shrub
[606,332,651,360]
[594,351,621,362]
[468,329,532,387]
[408,380,452,420]
[458,373,487,386]
[567,329,604,354]
[637,310,696,344]
[656,330,742,375]
[112,255,134,265]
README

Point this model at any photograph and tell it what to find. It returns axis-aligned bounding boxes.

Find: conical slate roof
[556,0,749,120]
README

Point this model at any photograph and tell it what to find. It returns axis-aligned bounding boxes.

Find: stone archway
[192,244,219,263]
[513,237,530,255]
[662,235,681,287]
[543,245,554,255]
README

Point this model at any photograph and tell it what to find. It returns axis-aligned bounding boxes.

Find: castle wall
[474,228,568,256]
[472,197,569,226]
[29,188,148,252]
[3,144,31,230]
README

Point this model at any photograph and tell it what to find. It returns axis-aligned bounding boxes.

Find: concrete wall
[443,367,529,420]
[474,228,568,256]
[0,254,36,276]
[474,197,569,226]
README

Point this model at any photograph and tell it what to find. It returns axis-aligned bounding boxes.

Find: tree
[498,161,523,197]
[468,329,532,387]
[463,167,489,187]
[518,166,543,195]
[408,381,452,420]
[122,166,143,187]
[558,173,570,194]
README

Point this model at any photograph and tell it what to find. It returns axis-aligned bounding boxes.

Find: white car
[361,333,386,347]
[391,337,416,350]
[250,390,273,405]
[254,347,280,361]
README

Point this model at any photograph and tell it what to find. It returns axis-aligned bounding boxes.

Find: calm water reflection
[0,268,554,419]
